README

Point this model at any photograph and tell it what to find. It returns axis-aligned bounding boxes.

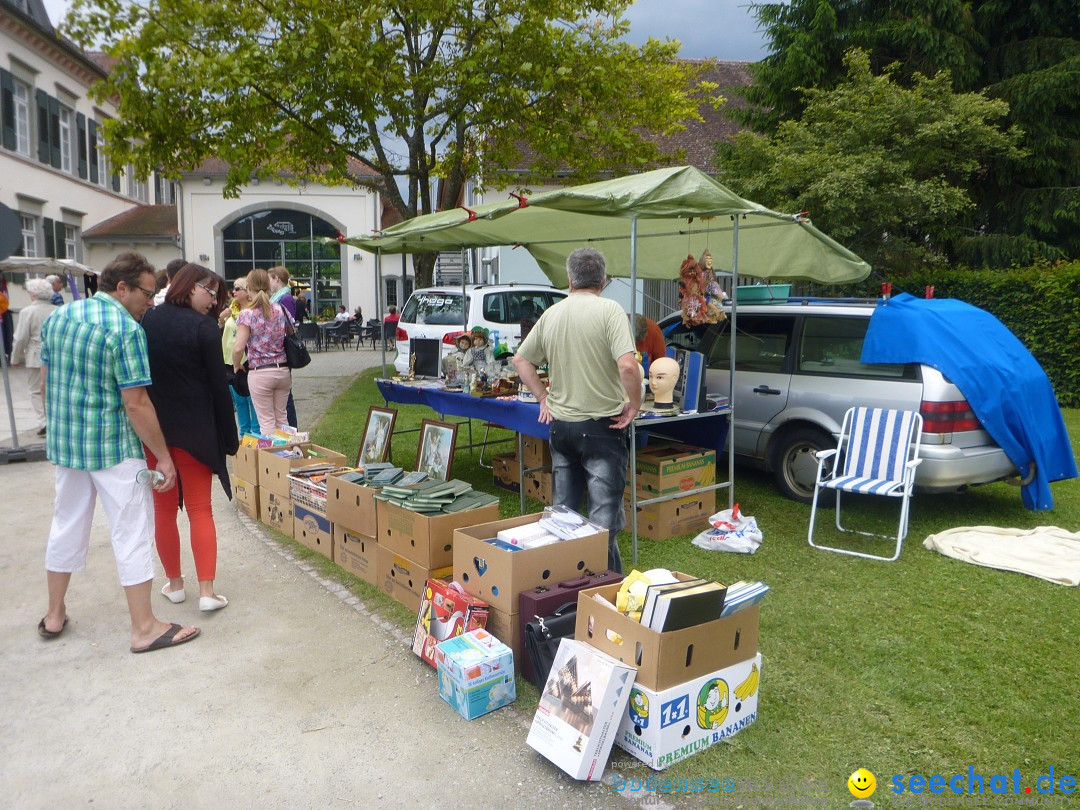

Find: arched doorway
[222,209,341,318]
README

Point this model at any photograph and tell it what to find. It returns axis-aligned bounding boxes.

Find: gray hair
[45,274,61,285]
[566,247,606,291]
[26,278,54,301]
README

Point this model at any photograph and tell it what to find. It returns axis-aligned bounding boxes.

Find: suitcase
[518,570,624,684]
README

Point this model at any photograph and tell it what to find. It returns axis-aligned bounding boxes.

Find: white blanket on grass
[923,526,1080,586]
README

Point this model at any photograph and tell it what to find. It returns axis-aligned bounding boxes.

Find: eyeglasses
[197,282,218,296]
[232,287,246,294]
[130,284,155,300]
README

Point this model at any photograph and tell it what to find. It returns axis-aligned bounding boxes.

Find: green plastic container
[735,283,791,303]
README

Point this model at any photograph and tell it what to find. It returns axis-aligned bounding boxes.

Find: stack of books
[720,580,769,617]
[640,578,728,632]
[374,479,500,514]
[367,466,406,487]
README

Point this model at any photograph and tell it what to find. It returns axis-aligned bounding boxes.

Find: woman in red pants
[141,264,239,611]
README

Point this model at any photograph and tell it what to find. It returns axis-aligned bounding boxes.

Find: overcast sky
[44,0,769,62]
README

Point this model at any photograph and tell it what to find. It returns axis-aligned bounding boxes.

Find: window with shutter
[42,218,55,258]
[36,89,50,163]
[76,112,87,178]
[88,119,98,183]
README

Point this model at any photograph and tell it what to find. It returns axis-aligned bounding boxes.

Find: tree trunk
[413,252,437,289]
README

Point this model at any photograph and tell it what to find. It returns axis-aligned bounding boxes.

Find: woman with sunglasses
[140,264,239,611]
[220,280,257,436]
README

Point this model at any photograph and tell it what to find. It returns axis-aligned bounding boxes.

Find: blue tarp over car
[861,293,1077,510]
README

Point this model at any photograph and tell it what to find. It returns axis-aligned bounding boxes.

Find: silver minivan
[663,300,1020,502]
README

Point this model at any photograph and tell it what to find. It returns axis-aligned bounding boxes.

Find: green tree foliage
[716,51,1024,273]
[65,0,712,286]
[734,0,1079,267]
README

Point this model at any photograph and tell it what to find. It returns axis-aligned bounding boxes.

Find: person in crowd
[153,257,188,306]
[632,313,668,370]
[334,305,352,322]
[154,269,170,295]
[10,278,58,436]
[141,264,238,612]
[513,248,640,573]
[45,274,65,306]
[383,306,400,349]
[384,305,400,325]
[294,292,310,324]
[38,251,199,652]
[233,268,293,435]
[352,306,364,322]
[267,266,298,427]
[220,278,257,436]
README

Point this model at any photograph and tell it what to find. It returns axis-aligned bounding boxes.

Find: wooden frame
[357,406,397,466]
[416,418,458,481]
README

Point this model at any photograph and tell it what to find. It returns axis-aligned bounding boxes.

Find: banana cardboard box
[615,652,762,771]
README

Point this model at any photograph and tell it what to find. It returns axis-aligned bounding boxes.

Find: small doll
[678,254,708,327]
[698,248,727,324]
[443,333,473,375]
[466,326,496,374]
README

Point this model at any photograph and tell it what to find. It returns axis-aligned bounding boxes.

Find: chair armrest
[815,448,838,461]
[906,458,923,468]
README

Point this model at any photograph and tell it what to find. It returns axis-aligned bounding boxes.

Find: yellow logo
[848,768,877,799]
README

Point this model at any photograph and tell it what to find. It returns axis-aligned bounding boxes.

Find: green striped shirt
[40,292,152,470]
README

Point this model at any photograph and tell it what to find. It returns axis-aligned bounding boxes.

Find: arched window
[222,209,341,316]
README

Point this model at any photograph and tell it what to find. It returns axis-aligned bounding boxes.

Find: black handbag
[524,601,577,690]
[283,318,311,369]
[230,364,250,397]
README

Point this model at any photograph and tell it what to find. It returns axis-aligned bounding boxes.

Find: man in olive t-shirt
[513,248,641,572]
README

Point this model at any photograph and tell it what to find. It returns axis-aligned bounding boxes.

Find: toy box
[294,505,333,560]
[333,528,377,585]
[576,574,759,691]
[434,629,516,720]
[412,578,490,667]
[527,638,636,781]
[453,513,607,614]
[616,653,762,770]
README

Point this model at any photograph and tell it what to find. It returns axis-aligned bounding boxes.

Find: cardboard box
[326,474,378,538]
[259,488,293,536]
[624,491,715,540]
[453,514,608,614]
[435,629,516,720]
[377,500,500,570]
[576,579,758,691]
[376,545,452,613]
[522,436,551,470]
[616,653,762,770]
[493,453,520,492]
[629,445,715,497]
[527,638,636,781]
[412,578,490,667]
[524,471,553,505]
[232,475,260,520]
[482,607,523,672]
[259,443,346,499]
[233,445,261,485]
[294,505,333,560]
[333,528,378,585]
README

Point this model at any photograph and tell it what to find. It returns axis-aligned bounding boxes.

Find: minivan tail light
[396,327,408,342]
[920,400,980,433]
[443,330,467,345]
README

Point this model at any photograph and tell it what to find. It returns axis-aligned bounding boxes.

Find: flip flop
[38,616,69,639]
[130,623,200,654]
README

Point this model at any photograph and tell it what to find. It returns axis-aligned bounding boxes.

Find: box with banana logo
[615,652,762,770]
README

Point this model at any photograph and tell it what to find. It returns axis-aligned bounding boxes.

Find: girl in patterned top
[232,268,293,435]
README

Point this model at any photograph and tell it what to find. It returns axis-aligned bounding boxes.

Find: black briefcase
[523,601,577,690]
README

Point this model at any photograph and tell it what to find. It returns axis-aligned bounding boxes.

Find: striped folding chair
[808,407,923,561]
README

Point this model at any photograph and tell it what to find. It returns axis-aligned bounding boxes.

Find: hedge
[797,261,1080,407]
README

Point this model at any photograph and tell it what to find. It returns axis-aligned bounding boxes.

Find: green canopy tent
[344,166,870,560]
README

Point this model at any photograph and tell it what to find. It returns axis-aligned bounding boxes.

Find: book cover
[639,578,706,629]
[651,581,727,632]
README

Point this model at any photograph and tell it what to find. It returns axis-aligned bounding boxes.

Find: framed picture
[357,406,397,466]
[416,419,458,481]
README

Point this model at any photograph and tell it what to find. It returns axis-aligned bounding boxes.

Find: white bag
[691,503,762,554]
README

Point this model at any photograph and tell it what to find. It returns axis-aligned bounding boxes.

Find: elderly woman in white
[11,278,58,437]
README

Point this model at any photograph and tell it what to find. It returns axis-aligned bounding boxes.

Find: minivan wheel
[770,427,833,504]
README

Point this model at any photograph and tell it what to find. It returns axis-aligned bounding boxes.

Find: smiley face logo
[848,768,877,799]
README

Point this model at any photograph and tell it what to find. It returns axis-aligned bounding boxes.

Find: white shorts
[45,459,156,587]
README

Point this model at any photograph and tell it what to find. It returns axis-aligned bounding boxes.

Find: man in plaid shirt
[38,253,200,653]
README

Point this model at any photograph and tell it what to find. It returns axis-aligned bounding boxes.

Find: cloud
[622,0,767,61]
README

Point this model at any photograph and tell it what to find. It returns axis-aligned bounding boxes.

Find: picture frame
[415,419,458,482]
[357,406,398,466]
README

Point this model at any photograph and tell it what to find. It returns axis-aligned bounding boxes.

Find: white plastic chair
[808,406,923,561]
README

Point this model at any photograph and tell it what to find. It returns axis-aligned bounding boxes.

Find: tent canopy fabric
[345,166,870,286]
[0,257,96,275]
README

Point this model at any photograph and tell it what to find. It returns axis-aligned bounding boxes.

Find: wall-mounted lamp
[198,254,209,261]
[202,177,212,186]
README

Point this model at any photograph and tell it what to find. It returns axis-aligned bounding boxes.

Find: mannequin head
[649,356,680,406]
[698,248,714,272]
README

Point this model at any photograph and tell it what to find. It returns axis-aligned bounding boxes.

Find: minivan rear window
[798,315,914,379]
[401,292,468,326]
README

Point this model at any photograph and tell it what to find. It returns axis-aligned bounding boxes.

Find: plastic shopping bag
[691,502,763,554]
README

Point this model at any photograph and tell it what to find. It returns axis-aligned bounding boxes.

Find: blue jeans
[549,417,629,573]
[231,387,257,436]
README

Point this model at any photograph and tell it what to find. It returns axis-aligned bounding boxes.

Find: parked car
[660,299,1020,502]
[394,283,566,375]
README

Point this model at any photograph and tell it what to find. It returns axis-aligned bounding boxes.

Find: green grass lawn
[305,368,1079,798]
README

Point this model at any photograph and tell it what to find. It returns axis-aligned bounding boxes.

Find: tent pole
[376,249,387,375]
[629,217,639,565]
[728,217,739,510]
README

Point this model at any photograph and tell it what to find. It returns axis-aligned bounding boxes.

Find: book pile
[373,479,500,515]
[639,578,727,632]
[720,580,769,617]
[538,505,606,540]
[367,466,405,487]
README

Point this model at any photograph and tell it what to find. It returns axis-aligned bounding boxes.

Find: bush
[798,261,1080,406]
